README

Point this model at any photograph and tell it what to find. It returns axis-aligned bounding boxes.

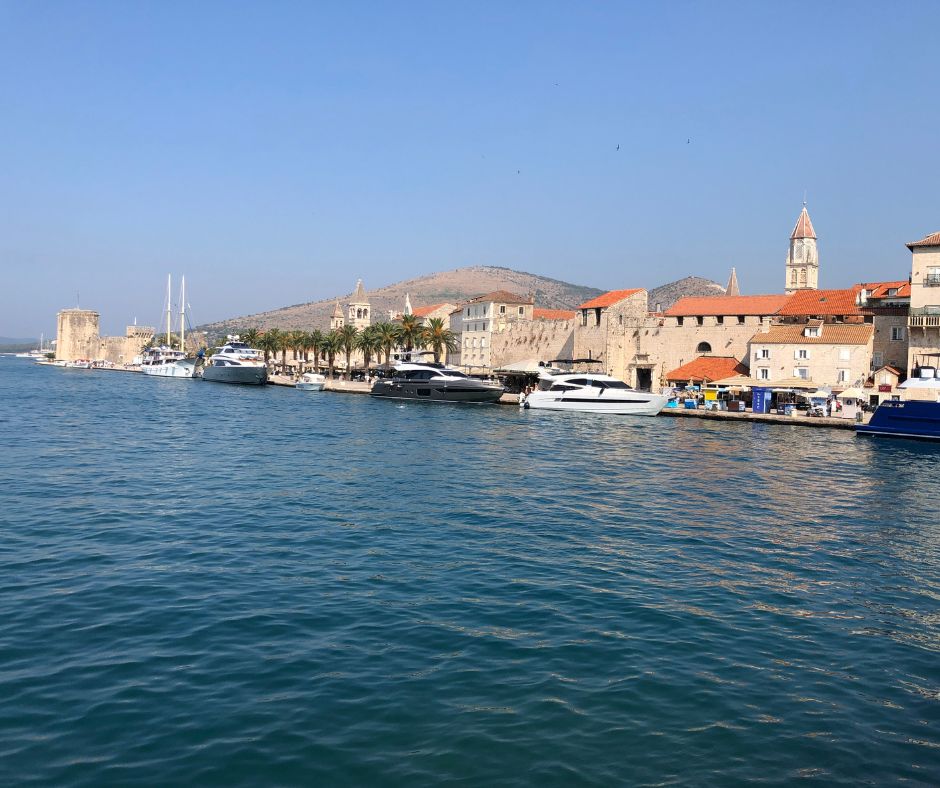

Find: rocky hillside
[647,276,725,312]
[199,267,726,335]
[200,266,605,335]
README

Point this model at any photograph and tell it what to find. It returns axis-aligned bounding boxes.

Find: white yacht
[139,346,196,378]
[15,333,53,360]
[201,337,268,385]
[371,355,504,403]
[522,370,668,416]
[296,372,326,391]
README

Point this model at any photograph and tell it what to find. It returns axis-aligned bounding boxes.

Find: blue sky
[2,1,938,336]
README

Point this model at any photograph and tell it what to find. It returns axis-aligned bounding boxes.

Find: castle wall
[56,309,100,362]
[489,318,575,369]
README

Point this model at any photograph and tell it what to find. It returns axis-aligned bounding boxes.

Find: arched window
[791,269,798,286]
[696,341,712,353]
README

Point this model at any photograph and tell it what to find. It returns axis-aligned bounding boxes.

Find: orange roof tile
[412,303,448,317]
[665,356,748,383]
[857,280,911,299]
[750,323,873,345]
[790,205,817,239]
[533,308,576,320]
[665,294,787,317]
[469,290,532,305]
[778,288,862,316]
[907,231,940,249]
[577,289,644,310]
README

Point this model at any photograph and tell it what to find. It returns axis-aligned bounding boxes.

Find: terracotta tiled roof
[858,280,911,299]
[469,290,533,305]
[533,308,576,320]
[778,288,862,316]
[790,206,817,240]
[875,365,903,376]
[577,289,644,310]
[907,231,940,249]
[412,304,448,317]
[750,323,873,345]
[665,294,787,317]
[665,356,748,383]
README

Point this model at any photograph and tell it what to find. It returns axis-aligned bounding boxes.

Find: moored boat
[139,347,196,378]
[856,364,940,441]
[370,357,504,403]
[296,372,326,391]
[201,337,268,385]
[522,368,668,416]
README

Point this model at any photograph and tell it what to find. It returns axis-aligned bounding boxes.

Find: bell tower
[330,301,344,331]
[785,203,819,294]
[348,279,371,329]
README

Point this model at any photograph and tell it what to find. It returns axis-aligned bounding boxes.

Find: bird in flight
[687,138,691,144]
[616,144,620,151]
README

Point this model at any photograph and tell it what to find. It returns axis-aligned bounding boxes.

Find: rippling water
[1,358,938,786]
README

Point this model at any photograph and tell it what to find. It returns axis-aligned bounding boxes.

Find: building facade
[748,323,873,388]
[457,290,534,370]
[906,231,940,374]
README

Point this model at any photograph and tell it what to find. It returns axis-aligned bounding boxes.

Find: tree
[276,330,292,369]
[308,329,324,372]
[398,314,425,352]
[356,326,381,371]
[424,317,459,363]
[289,330,307,369]
[321,331,342,378]
[337,324,359,379]
[241,328,261,347]
[374,322,400,369]
[257,329,282,364]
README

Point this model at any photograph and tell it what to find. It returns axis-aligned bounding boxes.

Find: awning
[837,387,867,399]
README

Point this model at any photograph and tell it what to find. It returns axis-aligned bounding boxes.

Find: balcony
[909,306,940,328]
[923,276,940,287]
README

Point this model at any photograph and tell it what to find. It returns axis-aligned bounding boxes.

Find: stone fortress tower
[347,279,371,330]
[785,203,819,294]
[56,309,101,362]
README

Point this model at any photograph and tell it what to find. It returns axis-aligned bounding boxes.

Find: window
[891,326,905,341]
[804,326,820,337]
[594,308,602,326]
[716,316,723,325]
[696,342,712,353]
[737,315,746,325]
[500,305,506,314]
[927,267,940,286]
[676,317,684,327]
[794,367,809,379]
[518,306,524,316]
[581,310,588,327]
[872,351,884,369]
[839,348,851,361]
[696,316,704,326]
[796,349,809,360]
[887,288,898,297]
[758,368,770,380]
[480,337,486,348]
[466,308,470,317]
[759,348,770,359]
[618,314,623,326]
[838,369,849,383]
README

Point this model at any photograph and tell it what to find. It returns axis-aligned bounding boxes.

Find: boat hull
[370,380,504,403]
[296,382,325,391]
[856,400,940,441]
[140,361,196,379]
[523,392,668,416]
[201,365,268,385]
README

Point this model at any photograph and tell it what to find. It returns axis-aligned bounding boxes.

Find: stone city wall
[489,318,575,370]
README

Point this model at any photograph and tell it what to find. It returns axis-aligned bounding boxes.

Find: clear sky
[2,1,938,336]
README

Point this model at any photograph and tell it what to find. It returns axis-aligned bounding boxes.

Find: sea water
[1,357,938,786]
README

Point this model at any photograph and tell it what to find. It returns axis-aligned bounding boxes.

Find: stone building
[330,301,345,331]
[347,279,371,330]
[785,204,819,293]
[906,231,940,374]
[457,290,534,370]
[747,323,874,388]
[489,309,576,371]
[56,309,101,362]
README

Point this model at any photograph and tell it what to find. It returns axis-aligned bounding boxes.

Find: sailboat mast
[180,276,186,353]
[166,274,172,346]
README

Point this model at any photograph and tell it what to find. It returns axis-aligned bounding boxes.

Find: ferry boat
[856,364,940,441]
[201,337,268,385]
[370,355,504,403]
[522,363,668,416]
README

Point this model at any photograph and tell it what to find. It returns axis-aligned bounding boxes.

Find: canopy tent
[836,387,867,400]
[493,359,562,375]
[767,377,816,391]
[709,374,762,389]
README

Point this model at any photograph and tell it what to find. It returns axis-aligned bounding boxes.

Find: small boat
[370,355,504,403]
[296,372,326,391]
[15,333,53,360]
[856,363,940,441]
[522,366,668,416]
[201,337,268,385]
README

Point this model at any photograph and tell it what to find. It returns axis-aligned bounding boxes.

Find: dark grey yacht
[370,360,504,403]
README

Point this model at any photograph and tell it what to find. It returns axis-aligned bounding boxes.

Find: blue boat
[856,399,940,441]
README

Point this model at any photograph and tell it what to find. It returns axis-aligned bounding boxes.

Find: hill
[200,266,606,335]
[199,267,726,336]
[648,276,726,312]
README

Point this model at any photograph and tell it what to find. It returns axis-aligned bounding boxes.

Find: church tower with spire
[348,279,371,330]
[785,203,819,294]
[330,301,345,331]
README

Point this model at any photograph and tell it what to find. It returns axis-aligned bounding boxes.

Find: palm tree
[373,322,400,369]
[338,324,359,379]
[277,330,292,370]
[321,331,342,379]
[289,330,307,370]
[257,329,282,365]
[356,326,381,371]
[398,314,425,353]
[308,329,324,372]
[424,317,459,363]
[241,328,261,347]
